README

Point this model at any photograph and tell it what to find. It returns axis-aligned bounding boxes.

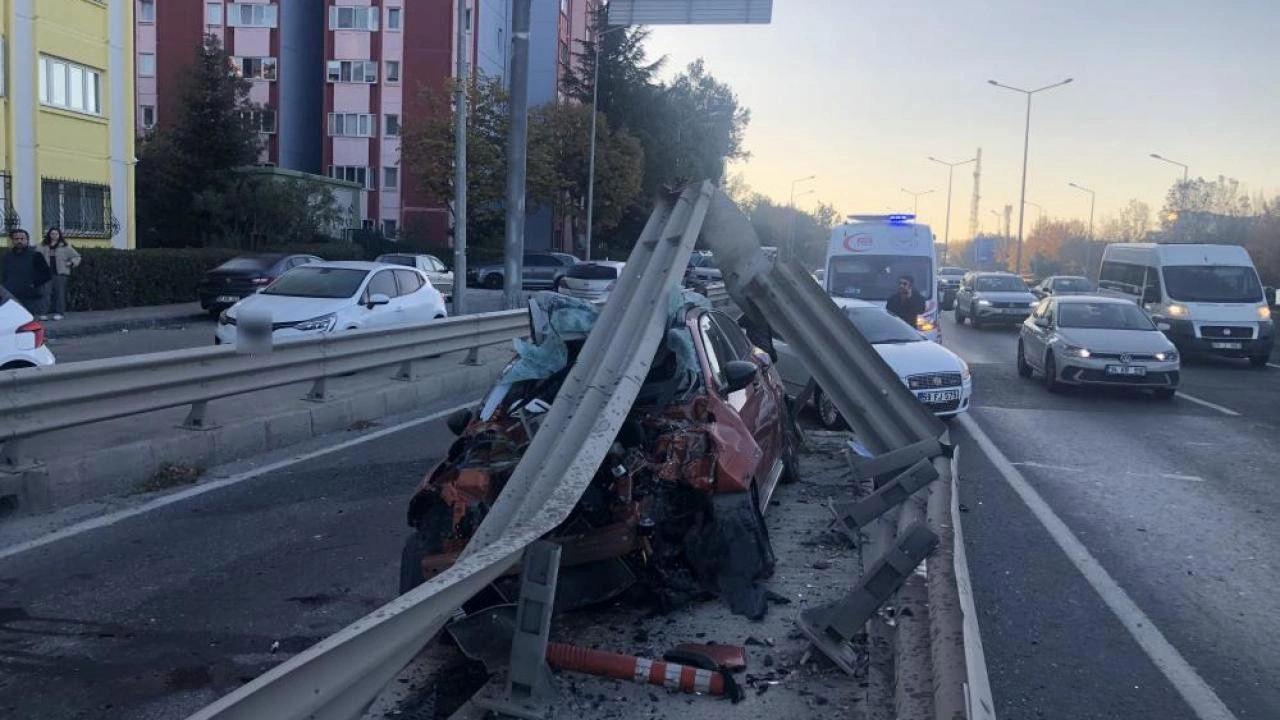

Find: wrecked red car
[400,291,799,618]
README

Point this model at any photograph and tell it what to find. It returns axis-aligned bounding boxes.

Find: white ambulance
[824,214,941,341]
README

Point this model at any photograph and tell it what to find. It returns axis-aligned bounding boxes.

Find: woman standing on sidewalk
[38,227,81,320]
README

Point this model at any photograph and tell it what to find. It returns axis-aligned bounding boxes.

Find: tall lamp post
[928,155,977,264]
[988,77,1074,275]
[788,178,815,262]
[1023,200,1045,224]
[583,24,628,261]
[1149,152,1189,183]
[1068,182,1096,240]
[900,187,934,217]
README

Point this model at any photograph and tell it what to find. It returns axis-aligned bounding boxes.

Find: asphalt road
[44,290,510,363]
[941,311,1280,720]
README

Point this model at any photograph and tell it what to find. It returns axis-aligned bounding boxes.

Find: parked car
[1018,295,1179,398]
[937,266,968,310]
[557,261,625,303]
[197,253,322,316]
[773,298,971,427]
[1032,275,1094,299]
[953,271,1039,328]
[467,252,579,290]
[214,261,447,345]
[399,292,797,619]
[375,253,454,299]
[685,252,723,284]
[0,286,55,369]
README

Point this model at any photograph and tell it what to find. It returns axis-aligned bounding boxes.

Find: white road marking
[1268,363,1280,370]
[1012,461,1205,483]
[959,413,1240,720]
[1174,391,1241,417]
[0,401,474,562]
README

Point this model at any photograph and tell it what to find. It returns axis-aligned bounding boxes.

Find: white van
[1098,243,1274,365]
[824,214,940,341]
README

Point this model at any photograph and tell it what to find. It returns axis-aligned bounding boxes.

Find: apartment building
[2,0,135,249]
[137,0,587,245]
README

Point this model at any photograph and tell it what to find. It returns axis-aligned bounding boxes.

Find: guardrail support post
[178,401,217,431]
[462,347,481,366]
[1,437,30,470]
[478,541,561,719]
[830,459,939,543]
[394,360,415,382]
[305,377,329,402]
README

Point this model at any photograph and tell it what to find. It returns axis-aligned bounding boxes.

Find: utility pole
[928,155,977,265]
[1068,182,1096,240]
[502,0,532,310]
[451,0,469,317]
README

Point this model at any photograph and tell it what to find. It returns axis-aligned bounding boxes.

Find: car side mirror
[367,293,391,308]
[722,360,759,394]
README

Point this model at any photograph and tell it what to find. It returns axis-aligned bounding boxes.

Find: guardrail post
[304,377,329,402]
[830,459,939,543]
[461,346,481,366]
[478,541,561,719]
[178,401,217,431]
[394,360,415,382]
[1,437,31,471]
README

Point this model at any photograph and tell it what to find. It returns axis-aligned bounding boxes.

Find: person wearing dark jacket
[885,274,926,329]
[1,229,52,311]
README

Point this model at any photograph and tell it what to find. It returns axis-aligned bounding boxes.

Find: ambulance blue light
[887,214,915,224]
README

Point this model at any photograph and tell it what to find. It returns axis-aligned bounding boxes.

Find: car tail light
[17,319,45,348]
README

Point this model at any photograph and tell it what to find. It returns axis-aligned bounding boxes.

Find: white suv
[0,286,56,369]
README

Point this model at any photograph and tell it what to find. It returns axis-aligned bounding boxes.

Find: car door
[768,325,809,396]
[708,311,783,474]
[956,273,973,310]
[362,269,401,328]
[393,269,437,323]
[520,255,548,287]
[1023,298,1054,366]
[425,256,454,294]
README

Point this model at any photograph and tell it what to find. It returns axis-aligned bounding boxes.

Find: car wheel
[1249,354,1270,368]
[1043,353,1065,393]
[815,386,844,429]
[483,274,503,290]
[1,361,36,370]
[1153,387,1177,400]
[1016,340,1033,378]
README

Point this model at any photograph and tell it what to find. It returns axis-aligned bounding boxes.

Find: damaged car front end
[400,291,798,619]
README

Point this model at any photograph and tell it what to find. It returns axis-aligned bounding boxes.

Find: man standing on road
[886,274,926,329]
[1,228,52,312]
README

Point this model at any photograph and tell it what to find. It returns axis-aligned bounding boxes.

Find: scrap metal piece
[831,459,939,544]
[795,522,939,675]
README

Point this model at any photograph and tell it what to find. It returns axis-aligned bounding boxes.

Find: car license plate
[918,389,960,403]
[1105,365,1147,377]
[1211,341,1242,350]
[215,295,239,303]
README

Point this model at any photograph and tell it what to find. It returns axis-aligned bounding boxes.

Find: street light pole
[928,155,977,265]
[786,175,815,263]
[988,77,1074,275]
[451,0,470,316]
[584,24,627,262]
[900,187,934,217]
[501,0,532,310]
[1149,152,1189,183]
[1068,182,1096,240]
[1023,200,1044,227]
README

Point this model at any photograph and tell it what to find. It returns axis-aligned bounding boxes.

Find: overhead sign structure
[608,0,773,25]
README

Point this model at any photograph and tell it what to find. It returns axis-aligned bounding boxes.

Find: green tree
[1159,176,1253,244]
[197,175,341,251]
[136,34,262,247]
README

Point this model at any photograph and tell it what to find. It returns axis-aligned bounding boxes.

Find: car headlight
[977,299,992,306]
[916,319,937,333]
[218,310,232,326]
[1061,345,1092,358]
[1166,304,1188,317]
[1153,350,1179,362]
[960,361,971,381]
[1259,305,1271,320]
[294,313,336,332]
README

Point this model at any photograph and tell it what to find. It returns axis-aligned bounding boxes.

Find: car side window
[698,314,739,389]
[428,256,445,272]
[394,269,424,295]
[367,270,399,298]
[712,312,752,359]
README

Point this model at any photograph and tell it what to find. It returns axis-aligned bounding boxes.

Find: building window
[141,105,155,129]
[325,60,378,84]
[329,165,375,190]
[227,2,278,28]
[206,2,223,25]
[383,167,399,191]
[138,53,156,77]
[328,112,375,137]
[385,113,400,137]
[329,6,379,31]
[247,108,276,133]
[387,7,402,31]
[234,56,277,80]
[383,219,398,238]
[465,8,472,30]
[385,61,401,83]
[41,180,115,238]
[38,56,103,116]
[138,0,156,23]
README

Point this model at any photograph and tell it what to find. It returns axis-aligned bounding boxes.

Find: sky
[640,0,1280,238]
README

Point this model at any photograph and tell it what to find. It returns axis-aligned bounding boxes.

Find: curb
[44,311,210,340]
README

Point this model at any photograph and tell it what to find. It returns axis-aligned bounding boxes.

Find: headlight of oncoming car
[1154,350,1179,362]
[294,313,336,332]
[1258,305,1271,321]
[916,318,936,333]
[1166,304,1188,317]
[977,299,992,306]
[1061,345,1092,358]
[960,361,971,381]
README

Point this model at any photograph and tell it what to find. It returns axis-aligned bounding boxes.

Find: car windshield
[1162,265,1263,303]
[975,275,1026,292]
[1053,277,1093,292]
[262,267,368,298]
[689,254,717,269]
[828,255,933,300]
[216,256,278,271]
[566,263,622,280]
[1057,301,1155,330]
[939,267,967,276]
[846,307,924,344]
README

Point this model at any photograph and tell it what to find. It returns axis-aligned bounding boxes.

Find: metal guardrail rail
[183,183,711,720]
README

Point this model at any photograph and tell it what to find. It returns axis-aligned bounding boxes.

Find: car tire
[1016,340,1033,378]
[1153,387,1177,400]
[483,274,503,290]
[815,386,844,430]
[1249,354,1269,368]
[1043,353,1065,393]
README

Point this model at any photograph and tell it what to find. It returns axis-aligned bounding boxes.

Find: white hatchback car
[774,298,972,427]
[214,261,447,345]
[0,286,55,369]
[558,261,626,303]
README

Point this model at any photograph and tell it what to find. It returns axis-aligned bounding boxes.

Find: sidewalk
[43,302,207,339]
